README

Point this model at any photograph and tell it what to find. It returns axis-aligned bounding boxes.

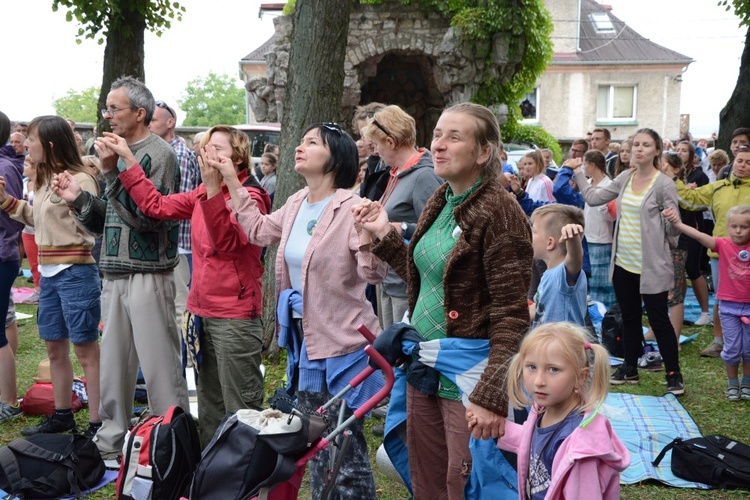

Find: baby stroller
[188,325,394,500]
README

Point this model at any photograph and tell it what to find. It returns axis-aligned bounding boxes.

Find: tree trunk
[260,0,355,356]
[718,25,750,154]
[96,4,147,135]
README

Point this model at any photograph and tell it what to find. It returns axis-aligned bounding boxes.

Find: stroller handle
[352,325,395,419]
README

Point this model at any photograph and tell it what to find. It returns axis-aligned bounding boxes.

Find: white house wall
[538,64,685,141]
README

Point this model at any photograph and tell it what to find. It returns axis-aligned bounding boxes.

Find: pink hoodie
[497,405,630,500]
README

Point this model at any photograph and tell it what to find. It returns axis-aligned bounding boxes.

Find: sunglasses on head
[320,122,343,135]
[370,118,393,138]
[155,100,176,120]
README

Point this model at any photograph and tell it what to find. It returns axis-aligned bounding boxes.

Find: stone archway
[359,52,445,146]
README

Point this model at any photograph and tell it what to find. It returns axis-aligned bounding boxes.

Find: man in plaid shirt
[149,100,201,327]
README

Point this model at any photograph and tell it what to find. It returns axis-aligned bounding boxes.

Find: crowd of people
[0,75,749,499]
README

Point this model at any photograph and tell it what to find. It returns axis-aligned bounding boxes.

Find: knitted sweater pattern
[70,134,179,277]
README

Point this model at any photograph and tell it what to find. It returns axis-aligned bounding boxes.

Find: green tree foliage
[52,86,100,124]
[51,0,185,134]
[720,0,750,25]
[52,0,185,44]
[177,72,246,127]
[717,0,750,154]
[503,122,563,165]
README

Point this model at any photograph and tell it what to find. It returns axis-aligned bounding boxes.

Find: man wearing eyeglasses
[61,76,189,466]
[149,101,200,330]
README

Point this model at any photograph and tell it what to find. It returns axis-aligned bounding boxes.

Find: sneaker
[694,312,713,326]
[700,342,723,358]
[638,351,663,371]
[666,371,685,396]
[22,290,40,305]
[610,364,639,385]
[21,412,77,436]
[726,386,741,402]
[101,452,122,471]
[0,402,22,423]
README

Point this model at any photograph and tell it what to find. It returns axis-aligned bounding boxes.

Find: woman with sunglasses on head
[0,115,102,435]
[207,122,387,499]
[353,103,533,499]
[362,105,442,327]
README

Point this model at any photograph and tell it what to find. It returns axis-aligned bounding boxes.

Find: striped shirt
[171,137,200,251]
[615,174,657,274]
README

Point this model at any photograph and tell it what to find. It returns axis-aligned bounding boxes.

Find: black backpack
[190,409,327,500]
[0,433,105,498]
[600,303,624,358]
[116,405,201,500]
[653,434,750,489]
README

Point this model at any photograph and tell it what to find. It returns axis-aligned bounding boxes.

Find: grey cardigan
[573,169,680,294]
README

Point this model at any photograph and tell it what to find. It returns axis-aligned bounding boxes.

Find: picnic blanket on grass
[605,392,709,489]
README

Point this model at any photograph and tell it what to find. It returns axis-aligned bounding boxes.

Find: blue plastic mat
[605,393,709,489]
[683,286,716,324]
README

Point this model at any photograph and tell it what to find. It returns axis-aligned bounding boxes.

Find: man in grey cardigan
[60,77,189,464]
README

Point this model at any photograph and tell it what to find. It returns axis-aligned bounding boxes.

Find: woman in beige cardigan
[572,128,684,395]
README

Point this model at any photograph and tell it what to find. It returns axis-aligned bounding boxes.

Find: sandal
[726,386,741,402]
[741,385,750,401]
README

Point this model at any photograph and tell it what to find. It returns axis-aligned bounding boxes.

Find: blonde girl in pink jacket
[487,322,630,499]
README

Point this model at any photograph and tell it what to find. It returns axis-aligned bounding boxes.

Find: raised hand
[96,132,138,170]
[197,146,225,197]
[559,223,584,243]
[51,171,82,202]
[200,145,236,179]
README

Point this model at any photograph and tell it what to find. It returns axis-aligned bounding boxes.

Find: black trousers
[612,265,681,373]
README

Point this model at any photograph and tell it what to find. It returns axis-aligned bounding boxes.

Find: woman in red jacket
[78,125,271,446]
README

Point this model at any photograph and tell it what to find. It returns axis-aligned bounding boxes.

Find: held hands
[662,207,680,225]
[351,198,391,239]
[198,144,240,198]
[466,403,505,440]
[51,171,82,202]
[94,132,137,171]
[559,223,584,243]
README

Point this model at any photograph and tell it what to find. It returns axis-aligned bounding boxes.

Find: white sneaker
[694,312,713,326]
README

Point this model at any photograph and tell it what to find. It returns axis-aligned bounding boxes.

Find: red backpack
[20,383,84,416]
[116,406,201,500]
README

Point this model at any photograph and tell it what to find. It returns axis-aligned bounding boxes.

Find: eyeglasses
[320,122,343,135]
[155,100,176,119]
[570,149,585,155]
[101,106,131,118]
[370,119,393,138]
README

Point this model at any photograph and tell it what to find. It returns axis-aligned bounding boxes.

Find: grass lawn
[5,270,750,498]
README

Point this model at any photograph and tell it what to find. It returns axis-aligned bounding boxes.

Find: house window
[590,13,615,33]
[520,88,538,121]
[597,85,636,121]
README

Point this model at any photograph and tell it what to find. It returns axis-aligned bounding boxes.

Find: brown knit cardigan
[372,176,532,415]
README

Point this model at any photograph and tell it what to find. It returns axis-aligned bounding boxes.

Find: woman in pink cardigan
[206,122,387,499]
